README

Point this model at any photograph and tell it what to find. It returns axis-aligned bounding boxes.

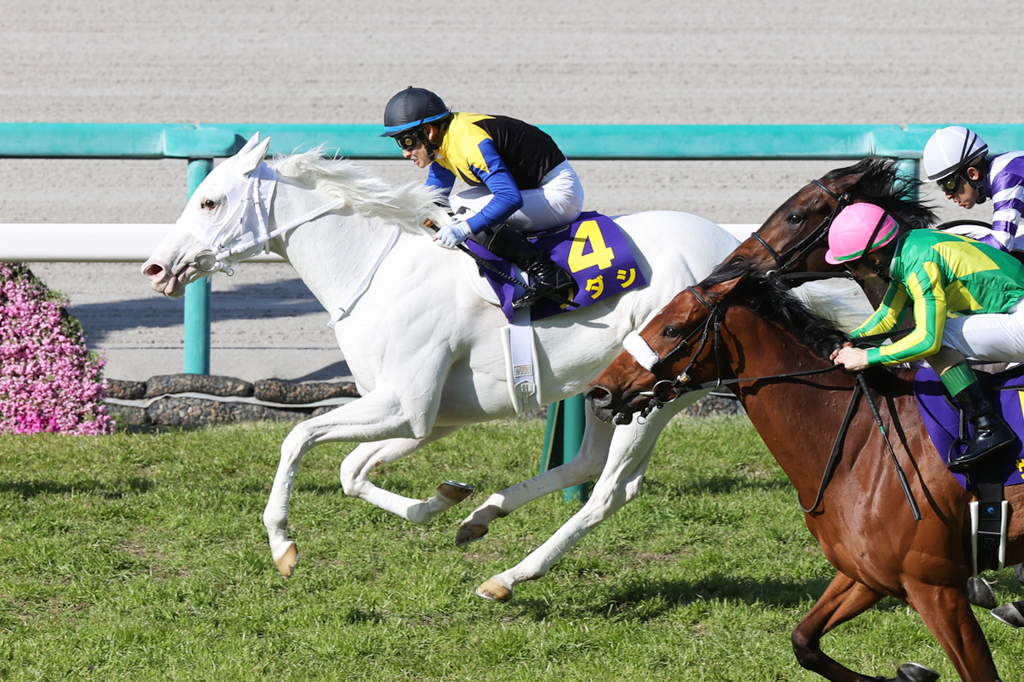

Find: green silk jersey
[850,230,1024,366]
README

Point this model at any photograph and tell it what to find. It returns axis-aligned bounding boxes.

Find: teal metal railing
[7,121,1024,496]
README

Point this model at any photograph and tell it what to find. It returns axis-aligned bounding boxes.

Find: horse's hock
[105,374,361,429]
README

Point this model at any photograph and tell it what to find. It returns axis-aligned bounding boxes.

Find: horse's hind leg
[907,581,1002,682]
[475,398,683,601]
[456,408,615,546]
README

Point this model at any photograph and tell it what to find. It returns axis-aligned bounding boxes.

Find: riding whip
[856,371,923,521]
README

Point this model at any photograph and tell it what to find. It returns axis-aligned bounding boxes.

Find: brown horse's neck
[715,306,898,501]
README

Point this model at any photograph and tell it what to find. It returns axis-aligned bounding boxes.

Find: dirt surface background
[2,1,1021,382]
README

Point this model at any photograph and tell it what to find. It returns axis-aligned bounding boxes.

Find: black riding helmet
[381,87,450,137]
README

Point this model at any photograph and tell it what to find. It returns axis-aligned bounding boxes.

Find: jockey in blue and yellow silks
[381,87,582,309]
[827,202,1024,473]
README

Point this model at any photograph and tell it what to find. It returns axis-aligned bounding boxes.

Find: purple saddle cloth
[914,367,1024,491]
[463,211,648,322]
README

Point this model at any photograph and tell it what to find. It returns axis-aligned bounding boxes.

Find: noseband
[752,179,852,285]
[628,284,841,421]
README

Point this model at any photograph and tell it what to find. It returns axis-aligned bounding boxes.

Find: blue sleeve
[464,138,524,233]
[426,163,456,195]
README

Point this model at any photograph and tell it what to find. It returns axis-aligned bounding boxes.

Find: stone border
[105,374,359,429]
[104,375,743,429]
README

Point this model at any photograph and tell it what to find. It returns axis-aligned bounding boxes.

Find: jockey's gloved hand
[435,220,473,248]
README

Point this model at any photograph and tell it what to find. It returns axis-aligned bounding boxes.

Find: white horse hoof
[436,480,475,503]
[476,578,513,602]
[274,542,299,578]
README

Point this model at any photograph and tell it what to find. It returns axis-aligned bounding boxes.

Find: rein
[754,179,853,286]
[629,286,922,520]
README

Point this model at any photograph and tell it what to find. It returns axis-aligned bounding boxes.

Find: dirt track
[2,1,1020,381]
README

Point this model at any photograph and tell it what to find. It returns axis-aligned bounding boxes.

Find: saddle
[915,366,1024,572]
[462,211,648,323]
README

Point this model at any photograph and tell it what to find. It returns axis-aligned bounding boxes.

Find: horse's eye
[662,326,681,339]
[201,199,217,210]
[786,212,803,225]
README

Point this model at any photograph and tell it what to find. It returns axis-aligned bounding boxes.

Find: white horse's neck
[266,177,433,326]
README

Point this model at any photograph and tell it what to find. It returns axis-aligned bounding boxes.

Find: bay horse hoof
[966,576,998,609]
[991,600,1024,628]
[476,578,513,602]
[455,523,489,547]
[436,480,475,503]
[896,662,939,682]
[274,542,299,578]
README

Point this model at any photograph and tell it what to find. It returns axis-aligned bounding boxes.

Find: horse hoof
[991,601,1024,628]
[436,480,475,504]
[967,576,998,609]
[476,578,513,602]
[455,523,489,547]
[274,542,299,578]
[896,662,939,682]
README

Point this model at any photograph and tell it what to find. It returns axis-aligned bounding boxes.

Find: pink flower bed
[0,263,114,435]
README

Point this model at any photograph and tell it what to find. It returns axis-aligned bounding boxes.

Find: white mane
[271,150,451,234]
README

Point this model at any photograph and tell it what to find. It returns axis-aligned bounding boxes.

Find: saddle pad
[914,367,1024,490]
[464,211,648,322]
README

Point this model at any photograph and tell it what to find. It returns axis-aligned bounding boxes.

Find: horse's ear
[236,131,262,156]
[235,135,272,176]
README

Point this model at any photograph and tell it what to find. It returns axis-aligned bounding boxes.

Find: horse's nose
[142,261,165,280]
[584,385,612,409]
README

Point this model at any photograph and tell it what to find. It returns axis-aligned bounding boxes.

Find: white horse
[141,133,743,601]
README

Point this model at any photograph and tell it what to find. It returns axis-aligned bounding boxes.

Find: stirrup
[511,283,575,309]
[947,421,1015,473]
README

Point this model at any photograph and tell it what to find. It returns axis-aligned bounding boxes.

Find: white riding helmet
[922,126,988,181]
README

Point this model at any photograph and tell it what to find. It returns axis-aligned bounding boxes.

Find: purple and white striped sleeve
[988,152,1024,251]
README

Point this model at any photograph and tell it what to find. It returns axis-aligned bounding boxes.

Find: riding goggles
[395,130,424,150]
[937,174,962,195]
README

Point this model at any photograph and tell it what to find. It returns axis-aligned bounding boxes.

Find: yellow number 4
[567,220,615,273]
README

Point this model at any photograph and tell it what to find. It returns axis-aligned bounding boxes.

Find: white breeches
[451,159,584,233]
[942,300,1024,361]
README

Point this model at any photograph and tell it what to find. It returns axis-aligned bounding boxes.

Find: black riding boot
[947,382,1016,473]
[482,225,573,309]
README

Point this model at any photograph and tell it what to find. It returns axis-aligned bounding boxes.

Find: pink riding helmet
[824,203,899,265]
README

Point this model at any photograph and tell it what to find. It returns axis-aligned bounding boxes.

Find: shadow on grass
[511,573,861,623]
[644,474,792,497]
[0,477,153,499]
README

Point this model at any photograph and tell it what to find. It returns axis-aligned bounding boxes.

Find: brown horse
[585,261,1023,682]
[726,155,934,301]
[738,156,1023,617]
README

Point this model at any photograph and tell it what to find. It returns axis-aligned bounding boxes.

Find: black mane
[702,261,848,359]
[824,156,937,232]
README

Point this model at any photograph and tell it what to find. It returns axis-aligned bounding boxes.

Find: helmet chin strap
[868,256,892,284]
[858,211,896,284]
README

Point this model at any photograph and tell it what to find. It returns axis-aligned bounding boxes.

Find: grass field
[1,415,1022,681]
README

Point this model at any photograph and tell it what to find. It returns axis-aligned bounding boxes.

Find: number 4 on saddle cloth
[464,211,648,322]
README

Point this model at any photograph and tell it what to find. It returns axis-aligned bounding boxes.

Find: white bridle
[178,161,346,274]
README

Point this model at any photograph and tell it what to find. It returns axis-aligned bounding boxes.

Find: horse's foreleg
[475,401,682,601]
[456,410,615,546]
[339,426,463,523]
[792,572,889,680]
[263,387,443,577]
[907,581,1001,682]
